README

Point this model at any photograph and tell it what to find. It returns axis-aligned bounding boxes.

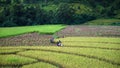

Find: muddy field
[56,25,120,37]
[0,33,54,46]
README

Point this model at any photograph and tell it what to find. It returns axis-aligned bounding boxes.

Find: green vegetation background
[0,0,120,27]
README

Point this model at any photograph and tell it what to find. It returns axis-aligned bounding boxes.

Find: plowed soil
[0,33,54,46]
[55,25,120,37]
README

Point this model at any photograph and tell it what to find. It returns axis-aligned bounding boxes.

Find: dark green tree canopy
[0,0,119,27]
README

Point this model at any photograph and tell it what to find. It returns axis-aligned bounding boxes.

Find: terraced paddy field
[0,25,65,46]
[0,37,120,68]
[56,25,120,37]
[0,25,65,38]
[1,25,120,46]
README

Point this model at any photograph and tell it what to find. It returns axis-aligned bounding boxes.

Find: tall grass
[0,55,37,65]
[22,62,58,68]
[33,47,120,63]
[0,37,119,68]
[18,50,119,68]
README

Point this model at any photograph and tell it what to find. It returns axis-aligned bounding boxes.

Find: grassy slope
[36,47,120,63]
[84,19,120,25]
[18,50,118,68]
[0,47,119,68]
[0,25,65,38]
[0,55,37,65]
[56,37,120,49]
[0,49,24,54]
[0,37,120,68]
[56,37,120,43]
[22,62,58,68]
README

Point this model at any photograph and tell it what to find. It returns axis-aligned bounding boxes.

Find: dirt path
[0,32,55,46]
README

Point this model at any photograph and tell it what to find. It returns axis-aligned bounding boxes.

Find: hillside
[85,19,120,25]
[0,0,120,26]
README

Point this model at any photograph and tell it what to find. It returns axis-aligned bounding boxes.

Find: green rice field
[0,37,120,68]
[0,25,65,38]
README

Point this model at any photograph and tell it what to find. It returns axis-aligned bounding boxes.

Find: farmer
[57,40,63,46]
[50,37,55,43]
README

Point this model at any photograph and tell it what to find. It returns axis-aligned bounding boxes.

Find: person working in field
[50,37,55,43]
[50,36,63,46]
[57,40,63,46]
[50,35,58,43]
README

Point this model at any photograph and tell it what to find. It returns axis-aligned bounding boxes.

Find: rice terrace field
[0,25,120,68]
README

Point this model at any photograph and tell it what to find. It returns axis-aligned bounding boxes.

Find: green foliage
[0,25,66,37]
[74,14,96,24]
[84,19,120,25]
[56,3,75,24]
[0,0,119,26]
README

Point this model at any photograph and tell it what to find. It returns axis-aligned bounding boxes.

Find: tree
[56,4,75,24]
